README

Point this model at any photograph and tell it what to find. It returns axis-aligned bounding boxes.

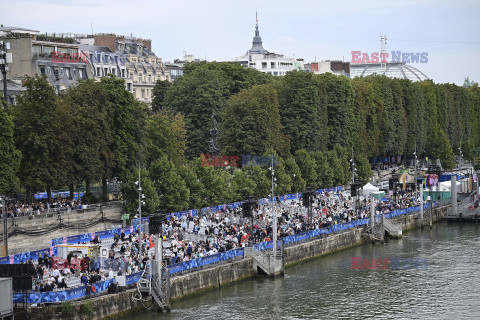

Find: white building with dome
[234,20,303,76]
[350,62,429,82]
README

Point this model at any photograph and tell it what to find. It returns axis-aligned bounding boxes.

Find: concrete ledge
[15,205,450,319]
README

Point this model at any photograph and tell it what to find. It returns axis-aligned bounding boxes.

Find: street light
[0,41,12,105]
[136,163,144,263]
[1,196,7,256]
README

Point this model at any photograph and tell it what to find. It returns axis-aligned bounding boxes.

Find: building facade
[0,27,171,105]
[306,60,350,77]
[80,34,171,105]
[234,21,303,76]
[0,27,92,95]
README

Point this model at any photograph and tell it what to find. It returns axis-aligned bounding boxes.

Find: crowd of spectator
[3,198,83,218]
[22,188,422,293]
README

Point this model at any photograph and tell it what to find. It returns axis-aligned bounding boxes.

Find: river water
[126,221,480,319]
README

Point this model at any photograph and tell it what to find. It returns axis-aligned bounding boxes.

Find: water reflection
[124,221,480,319]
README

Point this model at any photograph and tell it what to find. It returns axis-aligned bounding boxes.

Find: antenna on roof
[91,22,93,35]
[380,35,387,74]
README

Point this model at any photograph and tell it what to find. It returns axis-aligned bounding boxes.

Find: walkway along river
[125,220,480,320]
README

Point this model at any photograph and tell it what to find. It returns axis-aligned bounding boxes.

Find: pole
[414,142,418,198]
[420,183,424,228]
[452,175,457,217]
[138,164,143,262]
[271,155,277,255]
[2,197,7,256]
[370,196,375,228]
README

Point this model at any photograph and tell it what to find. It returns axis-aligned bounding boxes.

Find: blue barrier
[167,247,245,275]
[12,278,116,304]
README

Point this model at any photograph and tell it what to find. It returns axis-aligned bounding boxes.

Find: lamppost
[1,196,7,256]
[414,142,418,197]
[135,164,145,262]
[0,41,12,105]
[270,155,277,255]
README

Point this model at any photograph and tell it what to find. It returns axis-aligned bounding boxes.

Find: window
[148,75,151,83]
[262,62,267,69]
[43,46,55,57]
[33,45,42,58]
[111,68,116,76]
[96,67,100,76]
[141,89,145,98]
[65,68,72,80]
[78,68,85,79]
[127,83,132,91]
[271,62,275,69]
[39,67,46,76]
[104,68,108,76]
[121,69,125,78]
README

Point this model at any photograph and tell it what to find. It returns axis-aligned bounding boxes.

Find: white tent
[362,182,379,196]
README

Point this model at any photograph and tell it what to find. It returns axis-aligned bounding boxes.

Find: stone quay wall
[1,202,125,254]
[15,205,449,320]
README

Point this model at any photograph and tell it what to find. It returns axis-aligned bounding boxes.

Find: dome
[350,62,429,82]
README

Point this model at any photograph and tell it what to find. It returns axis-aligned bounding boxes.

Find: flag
[256,11,258,24]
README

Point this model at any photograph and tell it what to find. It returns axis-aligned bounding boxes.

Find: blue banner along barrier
[167,247,245,275]
[12,278,117,304]
[51,225,145,247]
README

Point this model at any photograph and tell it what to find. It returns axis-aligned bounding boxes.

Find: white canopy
[363,182,379,191]
[362,182,379,196]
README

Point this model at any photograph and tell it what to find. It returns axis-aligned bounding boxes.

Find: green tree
[193,158,232,205]
[243,163,271,198]
[13,75,58,199]
[61,79,114,197]
[145,112,186,166]
[122,168,159,216]
[355,154,372,185]
[312,151,333,188]
[151,80,172,113]
[150,156,190,212]
[231,169,257,201]
[427,129,455,170]
[177,164,205,209]
[219,84,289,156]
[182,61,273,96]
[294,149,317,188]
[164,67,231,158]
[276,71,328,152]
[0,107,21,194]
[283,157,306,193]
[317,73,355,149]
[101,76,147,182]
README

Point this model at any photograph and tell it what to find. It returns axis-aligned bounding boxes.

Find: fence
[8,198,440,304]
[12,272,143,304]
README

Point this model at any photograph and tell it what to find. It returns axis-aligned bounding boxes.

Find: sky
[2,0,480,85]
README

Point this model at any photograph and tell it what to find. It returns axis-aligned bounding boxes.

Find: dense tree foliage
[218,84,289,157]
[0,107,21,194]
[5,61,480,215]
[13,75,59,199]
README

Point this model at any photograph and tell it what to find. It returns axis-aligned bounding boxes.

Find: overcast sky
[2,0,479,85]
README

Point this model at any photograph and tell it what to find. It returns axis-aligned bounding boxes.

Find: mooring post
[452,175,458,219]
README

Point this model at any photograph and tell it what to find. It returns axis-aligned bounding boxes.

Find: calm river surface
[126,221,480,319]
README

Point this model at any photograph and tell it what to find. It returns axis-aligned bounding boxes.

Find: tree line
[0,62,478,215]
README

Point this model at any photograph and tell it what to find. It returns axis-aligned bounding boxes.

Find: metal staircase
[383,219,402,238]
[246,241,284,276]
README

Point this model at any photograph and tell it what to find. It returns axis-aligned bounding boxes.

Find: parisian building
[234,21,304,76]
[79,34,171,104]
[0,26,92,103]
[0,27,171,105]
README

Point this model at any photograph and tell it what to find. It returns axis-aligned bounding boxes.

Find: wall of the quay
[14,205,449,320]
[1,203,125,254]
